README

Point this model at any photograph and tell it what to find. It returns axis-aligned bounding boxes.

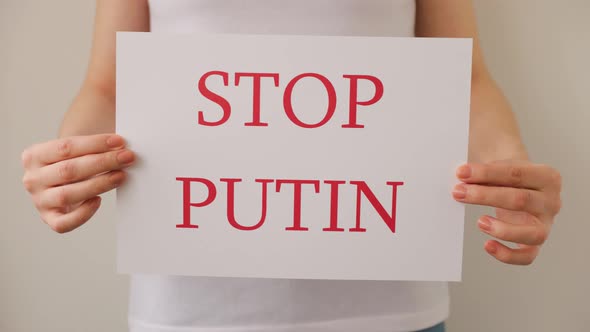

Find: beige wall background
[1,1,588,331]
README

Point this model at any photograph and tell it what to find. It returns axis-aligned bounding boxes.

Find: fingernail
[452,184,467,199]
[478,217,493,232]
[457,165,472,179]
[110,171,126,185]
[107,135,124,148]
[486,241,497,254]
[117,150,135,165]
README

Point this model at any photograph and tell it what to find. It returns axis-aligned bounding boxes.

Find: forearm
[58,84,115,138]
[414,1,527,162]
[58,0,149,138]
[468,74,528,163]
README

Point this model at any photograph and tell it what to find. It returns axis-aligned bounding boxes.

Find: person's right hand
[21,134,136,233]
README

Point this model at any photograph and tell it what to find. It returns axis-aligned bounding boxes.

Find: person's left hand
[452,160,562,265]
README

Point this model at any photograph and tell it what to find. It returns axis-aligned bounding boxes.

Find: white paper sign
[116,32,472,281]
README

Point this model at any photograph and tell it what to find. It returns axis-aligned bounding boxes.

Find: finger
[484,240,540,265]
[22,171,38,193]
[37,171,126,208]
[452,183,552,216]
[477,215,549,246]
[456,162,561,191]
[38,149,134,187]
[43,196,102,234]
[27,134,126,166]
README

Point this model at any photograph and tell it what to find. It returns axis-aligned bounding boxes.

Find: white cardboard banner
[116,32,472,281]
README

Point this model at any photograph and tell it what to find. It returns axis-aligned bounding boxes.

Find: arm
[59,0,150,136]
[22,0,149,233]
[416,0,562,265]
[416,0,527,162]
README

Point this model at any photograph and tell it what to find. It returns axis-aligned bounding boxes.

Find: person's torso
[148,0,416,36]
[130,1,449,332]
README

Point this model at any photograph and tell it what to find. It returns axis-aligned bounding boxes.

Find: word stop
[197,71,384,128]
[176,178,404,233]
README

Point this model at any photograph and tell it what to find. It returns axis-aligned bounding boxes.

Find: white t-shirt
[129,1,450,332]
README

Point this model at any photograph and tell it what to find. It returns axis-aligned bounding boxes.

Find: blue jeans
[416,322,445,332]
